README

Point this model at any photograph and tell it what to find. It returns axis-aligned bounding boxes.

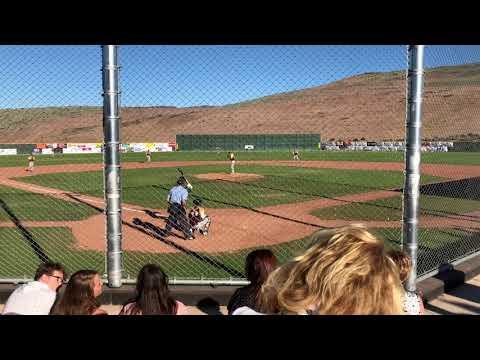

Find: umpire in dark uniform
[164,176,194,240]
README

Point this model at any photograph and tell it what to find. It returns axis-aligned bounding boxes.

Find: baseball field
[0,150,479,281]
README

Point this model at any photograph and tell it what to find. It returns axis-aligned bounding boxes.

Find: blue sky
[0,45,478,109]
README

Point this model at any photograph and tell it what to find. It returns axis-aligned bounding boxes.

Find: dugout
[176,134,321,151]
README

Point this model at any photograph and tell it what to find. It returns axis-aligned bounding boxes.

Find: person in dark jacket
[227,249,278,314]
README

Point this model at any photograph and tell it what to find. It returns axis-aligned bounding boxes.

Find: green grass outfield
[311,194,480,221]
[0,185,98,221]
[0,226,478,280]
[0,150,479,167]
[15,164,442,210]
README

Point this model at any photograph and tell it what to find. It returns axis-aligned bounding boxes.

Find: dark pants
[165,203,192,238]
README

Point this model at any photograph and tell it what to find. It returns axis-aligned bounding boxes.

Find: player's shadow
[63,193,243,278]
[144,209,168,220]
[127,218,244,278]
[131,217,183,239]
[0,198,51,263]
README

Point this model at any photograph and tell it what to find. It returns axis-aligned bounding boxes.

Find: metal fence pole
[102,45,122,287]
[402,45,425,292]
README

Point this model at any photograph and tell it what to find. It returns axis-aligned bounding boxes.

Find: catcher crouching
[188,198,211,236]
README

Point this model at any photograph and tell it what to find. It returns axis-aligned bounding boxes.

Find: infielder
[26,154,35,172]
[228,151,235,174]
[292,148,300,161]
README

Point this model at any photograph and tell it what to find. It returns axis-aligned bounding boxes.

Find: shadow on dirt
[128,218,244,278]
[63,193,244,278]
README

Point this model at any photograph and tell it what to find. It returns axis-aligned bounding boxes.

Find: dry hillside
[0,63,479,143]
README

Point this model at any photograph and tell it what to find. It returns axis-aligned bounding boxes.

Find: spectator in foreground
[388,249,425,315]
[228,249,278,315]
[257,225,404,315]
[233,261,295,315]
[255,262,296,315]
[50,270,107,315]
[119,264,188,315]
[2,262,66,315]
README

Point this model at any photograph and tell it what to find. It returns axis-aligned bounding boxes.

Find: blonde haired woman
[258,225,404,315]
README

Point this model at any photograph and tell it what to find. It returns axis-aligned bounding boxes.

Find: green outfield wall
[176,134,321,151]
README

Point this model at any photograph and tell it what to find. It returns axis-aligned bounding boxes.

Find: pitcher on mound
[228,151,235,174]
[26,153,35,172]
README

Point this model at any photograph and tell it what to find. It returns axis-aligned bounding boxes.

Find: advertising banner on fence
[132,143,147,153]
[121,143,173,152]
[0,148,17,156]
[64,143,102,154]
[154,143,173,152]
[41,148,54,155]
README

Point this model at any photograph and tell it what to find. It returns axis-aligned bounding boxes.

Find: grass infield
[311,194,480,221]
[15,164,442,210]
[0,185,99,222]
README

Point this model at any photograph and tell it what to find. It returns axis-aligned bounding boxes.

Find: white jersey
[2,281,57,315]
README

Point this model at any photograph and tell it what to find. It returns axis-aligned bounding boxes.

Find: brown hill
[0,63,479,143]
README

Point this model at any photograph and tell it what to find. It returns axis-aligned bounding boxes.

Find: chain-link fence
[415,45,480,279]
[0,45,478,284]
[117,45,410,283]
[0,45,106,281]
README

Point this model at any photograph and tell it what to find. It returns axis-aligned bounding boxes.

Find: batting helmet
[177,176,187,187]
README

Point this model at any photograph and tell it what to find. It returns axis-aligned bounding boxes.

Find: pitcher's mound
[194,173,264,182]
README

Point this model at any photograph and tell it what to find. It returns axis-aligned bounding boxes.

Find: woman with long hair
[50,270,106,315]
[258,225,404,315]
[228,249,278,315]
[119,264,187,315]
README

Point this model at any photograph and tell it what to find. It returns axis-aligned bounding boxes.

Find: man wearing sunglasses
[2,262,66,315]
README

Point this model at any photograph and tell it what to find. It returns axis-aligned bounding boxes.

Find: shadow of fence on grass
[0,198,51,263]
